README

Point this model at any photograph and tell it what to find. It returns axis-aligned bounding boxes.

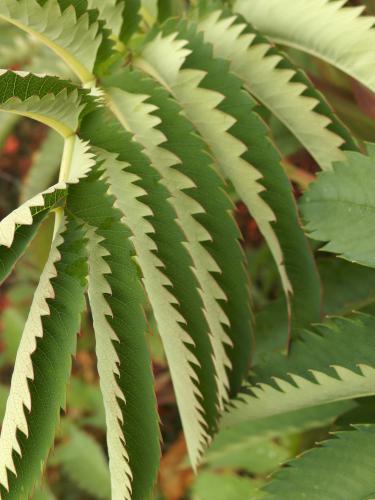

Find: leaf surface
[264,425,375,500]
[108,68,255,396]
[81,104,218,466]
[68,165,161,500]
[199,10,357,171]
[301,146,375,267]
[0,0,107,83]
[0,216,87,498]
[225,314,375,426]
[235,0,375,94]
[137,20,320,336]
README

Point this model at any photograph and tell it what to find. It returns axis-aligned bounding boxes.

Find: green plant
[1,0,375,498]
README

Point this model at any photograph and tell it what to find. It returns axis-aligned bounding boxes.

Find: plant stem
[53,134,76,237]
[58,134,75,183]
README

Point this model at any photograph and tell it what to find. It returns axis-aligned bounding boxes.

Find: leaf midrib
[0,14,95,85]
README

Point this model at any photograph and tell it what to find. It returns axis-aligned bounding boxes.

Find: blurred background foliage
[1,0,375,498]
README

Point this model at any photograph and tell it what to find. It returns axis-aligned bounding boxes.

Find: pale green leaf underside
[136,29,292,313]
[225,365,375,427]
[0,182,65,248]
[199,11,346,171]
[169,19,321,337]
[0,0,102,83]
[0,223,65,489]
[235,0,375,94]
[0,136,94,249]
[224,313,375,427]
[0,83,83,138]
[87,228,132,500]
[0,216,87,495]
[106,85,232,408]
[87,0,124,37]
[100,145,210,467]
[207,401,354,464]
[106,68,253,396]
[301,147,375,267]
[141,0,158,26]
[0,71,85,140]
[26,43,75,80]
[264,425,375,499]
[67,166,161,500]
[88,230,132,499]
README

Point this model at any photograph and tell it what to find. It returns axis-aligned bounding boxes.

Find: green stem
[53,207,65,239]
[58,135,76,182]
[54,134,76,237]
